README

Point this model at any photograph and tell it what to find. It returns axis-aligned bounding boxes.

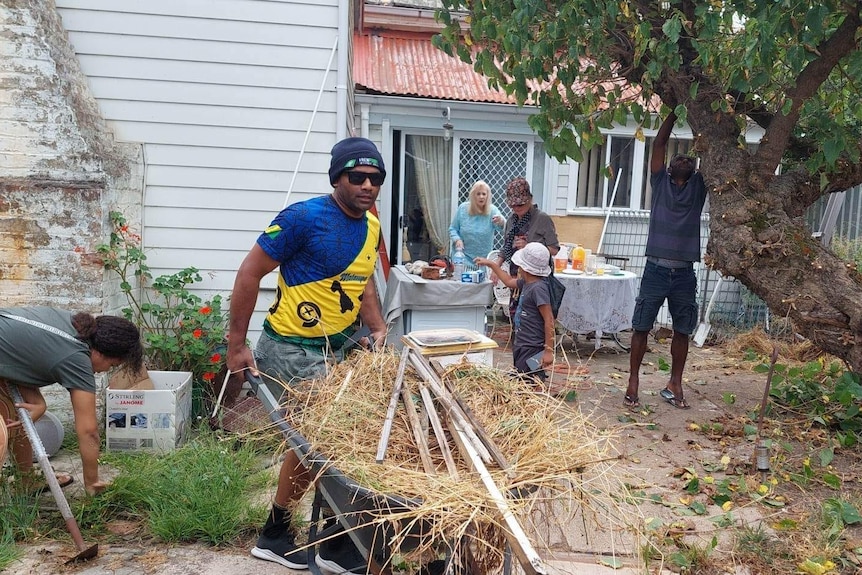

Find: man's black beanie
[328,137,386,186]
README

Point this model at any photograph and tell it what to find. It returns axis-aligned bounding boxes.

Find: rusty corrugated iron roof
[353,32,517,104]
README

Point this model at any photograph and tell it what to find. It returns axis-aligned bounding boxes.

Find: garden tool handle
[7,384,97,558]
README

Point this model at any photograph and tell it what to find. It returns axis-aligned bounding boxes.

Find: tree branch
[755,6,862,174]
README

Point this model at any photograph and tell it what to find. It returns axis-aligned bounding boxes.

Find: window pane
[608,137,635,208]
[577,141,605,208]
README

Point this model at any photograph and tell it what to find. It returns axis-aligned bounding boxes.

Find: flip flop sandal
[29,473,74,496]
[623,394,640,409]
[659,387,690,409]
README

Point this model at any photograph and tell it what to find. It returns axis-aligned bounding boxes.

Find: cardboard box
[460,270,486,283]
[108,369,155,391]
[106,370,192,452]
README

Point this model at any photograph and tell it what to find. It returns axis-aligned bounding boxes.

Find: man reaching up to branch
[625,112,707,411]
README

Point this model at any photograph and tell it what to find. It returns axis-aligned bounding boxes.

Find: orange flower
[193,329,203,338]
[200,306,212,315]
[202,372,215,382]
[210,353,222,363]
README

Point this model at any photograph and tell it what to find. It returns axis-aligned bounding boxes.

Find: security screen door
[401,134,533,263]
[455,138,532,253]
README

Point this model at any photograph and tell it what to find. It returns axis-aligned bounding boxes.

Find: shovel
[693,275,723,348]
[8,384,99,562]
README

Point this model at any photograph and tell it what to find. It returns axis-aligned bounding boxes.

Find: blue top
[646,169,707,262]
[256,195,380,338]
[448,202,504,260]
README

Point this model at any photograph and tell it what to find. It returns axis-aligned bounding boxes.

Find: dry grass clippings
[725,327,832,364]
[262,349,633,572]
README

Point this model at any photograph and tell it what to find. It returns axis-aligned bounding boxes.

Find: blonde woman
[448,180,506,260]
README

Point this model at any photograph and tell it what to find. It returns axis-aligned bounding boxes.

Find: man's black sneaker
[315,533,368,574]
[251,531,309,569]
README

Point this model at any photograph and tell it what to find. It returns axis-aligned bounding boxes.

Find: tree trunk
[688,107,862,372]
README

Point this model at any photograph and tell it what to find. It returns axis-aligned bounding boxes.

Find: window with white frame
[570,134,693,211]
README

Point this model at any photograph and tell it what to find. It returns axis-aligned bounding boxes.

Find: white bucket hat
[511,242,551,277]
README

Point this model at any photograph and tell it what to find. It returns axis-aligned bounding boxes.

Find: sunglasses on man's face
[346,171,385,186]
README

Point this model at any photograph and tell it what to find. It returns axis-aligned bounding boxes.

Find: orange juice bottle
[572,245,586,271]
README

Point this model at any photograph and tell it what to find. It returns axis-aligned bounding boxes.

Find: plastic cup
[554,257,567,272]
[586,255,597,274]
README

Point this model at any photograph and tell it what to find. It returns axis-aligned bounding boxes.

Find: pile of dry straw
[266,349,628,571]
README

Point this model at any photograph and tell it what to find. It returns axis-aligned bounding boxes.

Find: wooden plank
[429,358,511,472]
[443,410,547,575]
[58,9,333,48]
[399,381,436,475]
[84,68,329,99]
[57,0,330,25]
[99,100,319,132]
[444,379,512,473]
[417,384,459,478]
[375,351,409,462]
[407,352,493,464]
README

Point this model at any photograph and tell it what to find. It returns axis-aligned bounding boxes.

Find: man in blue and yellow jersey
[227,136,387,571]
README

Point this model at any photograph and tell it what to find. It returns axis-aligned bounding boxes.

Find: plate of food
[562,269,583,275]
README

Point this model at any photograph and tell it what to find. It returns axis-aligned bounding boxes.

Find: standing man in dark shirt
[624,112,707,410]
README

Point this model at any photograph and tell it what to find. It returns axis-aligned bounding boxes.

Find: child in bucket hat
[474,242,555,384]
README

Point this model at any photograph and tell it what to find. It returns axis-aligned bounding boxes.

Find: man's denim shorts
[632,260,698,335]
[254,334,352,401]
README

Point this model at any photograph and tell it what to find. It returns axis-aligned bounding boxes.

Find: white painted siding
[55,0,343,343]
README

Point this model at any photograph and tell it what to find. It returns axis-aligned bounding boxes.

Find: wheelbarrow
[246,373,455,575]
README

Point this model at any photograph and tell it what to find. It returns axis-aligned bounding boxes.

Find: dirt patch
[546,331,862,573]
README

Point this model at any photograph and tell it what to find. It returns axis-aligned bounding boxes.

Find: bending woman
[0,307,143,495]
[448,180,506,260]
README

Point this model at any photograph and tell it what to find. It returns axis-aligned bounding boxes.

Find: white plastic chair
[486,250,511,334]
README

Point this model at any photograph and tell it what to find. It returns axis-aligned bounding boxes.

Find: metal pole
[284,36,339,209]
[597,171,622,253]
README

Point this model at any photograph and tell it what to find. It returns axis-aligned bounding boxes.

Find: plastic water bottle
[452,248,466,281]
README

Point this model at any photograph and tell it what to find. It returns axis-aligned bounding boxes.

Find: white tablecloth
[555,270,638,349]
[382,266,493,324]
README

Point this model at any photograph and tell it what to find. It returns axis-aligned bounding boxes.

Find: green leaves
[96,211,228,390]
[662,15,683,44]
[434,0,862,178]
